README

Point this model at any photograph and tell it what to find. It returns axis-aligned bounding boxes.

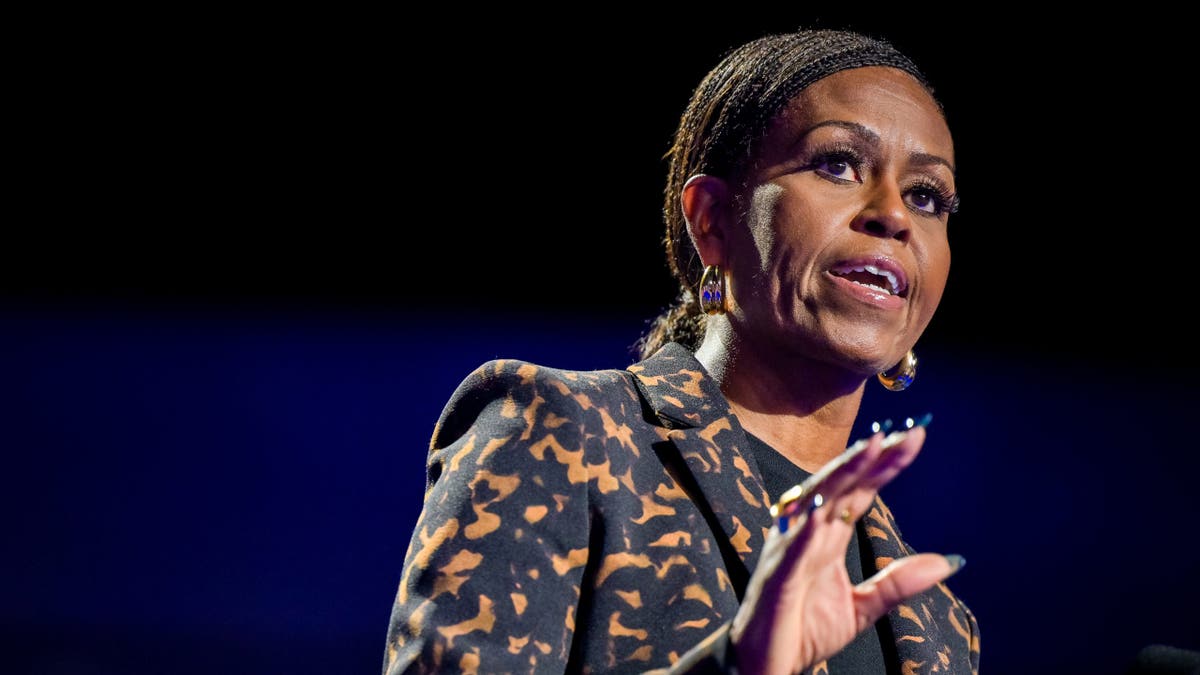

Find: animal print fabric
[383,342,979,674]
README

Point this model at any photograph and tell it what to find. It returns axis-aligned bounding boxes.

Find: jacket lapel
[627,342,773,594]
[865,497,977,673]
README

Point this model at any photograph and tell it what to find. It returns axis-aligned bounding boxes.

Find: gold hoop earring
[698,265,726,315]
[878,350,917,391]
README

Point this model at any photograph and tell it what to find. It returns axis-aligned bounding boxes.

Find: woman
[384,29,978,674]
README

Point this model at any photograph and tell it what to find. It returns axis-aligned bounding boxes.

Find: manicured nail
[871,419,893,434]
[944,554,966,574]
[905,412,934,429]
[778,515,789,534]
[807,493,825,514]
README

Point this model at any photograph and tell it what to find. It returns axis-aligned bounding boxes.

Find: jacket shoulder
[431,357,641,451]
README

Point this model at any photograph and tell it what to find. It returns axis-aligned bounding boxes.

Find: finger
[764,511,857,599]
[819,426,929,526]
[799,426,925,520]
[774,433,885,523]
[772,424,930,537]
[824,425,926,498]
[857,425,925,492]
[851,553,965,631]
[772,484,873,572]
[829,488,878,528]
[835,422,936,528]
[806,432,886,501]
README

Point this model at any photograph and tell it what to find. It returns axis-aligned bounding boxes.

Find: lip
[827,255,910,310]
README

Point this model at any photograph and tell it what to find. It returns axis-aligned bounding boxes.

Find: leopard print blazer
[383,342,980,674]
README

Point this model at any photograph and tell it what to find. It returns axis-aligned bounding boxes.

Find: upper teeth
[851,264,900,295]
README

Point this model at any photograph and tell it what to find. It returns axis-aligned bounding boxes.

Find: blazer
[383,342,980,674]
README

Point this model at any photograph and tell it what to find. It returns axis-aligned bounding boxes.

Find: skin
[681,66,960,674]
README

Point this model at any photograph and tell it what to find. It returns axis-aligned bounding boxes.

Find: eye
[905,180,958,217]
[811,151,862,184]
[907,187,941,214]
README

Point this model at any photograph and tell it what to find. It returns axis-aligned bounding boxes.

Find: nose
[851,182,911,243]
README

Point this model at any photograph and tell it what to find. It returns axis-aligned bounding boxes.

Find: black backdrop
[8,9,1200,675]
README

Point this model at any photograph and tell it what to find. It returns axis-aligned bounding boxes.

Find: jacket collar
[627,342,773,592]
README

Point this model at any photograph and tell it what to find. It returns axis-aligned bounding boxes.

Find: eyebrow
[796,120,957,175]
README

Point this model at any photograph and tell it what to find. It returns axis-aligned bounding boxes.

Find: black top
[744,431,901,674]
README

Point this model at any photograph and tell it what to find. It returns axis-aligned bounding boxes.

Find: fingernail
[905,413,934,429]
[778,515,789,534]
[944,554,966,574]
[807,493,825,514]
[871,419,893,434]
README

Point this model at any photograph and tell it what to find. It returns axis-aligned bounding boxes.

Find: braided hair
[636,29,941,360]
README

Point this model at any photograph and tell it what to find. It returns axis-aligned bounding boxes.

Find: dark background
[7,9,1199,675]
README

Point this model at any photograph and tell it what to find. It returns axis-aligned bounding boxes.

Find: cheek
[745,182,833,269]
[745,183,785,268]
[921,240,952,314]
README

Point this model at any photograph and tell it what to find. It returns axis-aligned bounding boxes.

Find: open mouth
[830,263,908,298]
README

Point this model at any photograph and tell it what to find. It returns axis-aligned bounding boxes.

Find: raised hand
[728,424,963,675]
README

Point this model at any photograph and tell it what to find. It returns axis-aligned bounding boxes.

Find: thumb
[852,553,965,632]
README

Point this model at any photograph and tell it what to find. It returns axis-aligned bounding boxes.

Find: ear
[681,174,731,267]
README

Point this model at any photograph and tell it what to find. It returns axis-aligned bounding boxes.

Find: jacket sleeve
[383,359,592,674]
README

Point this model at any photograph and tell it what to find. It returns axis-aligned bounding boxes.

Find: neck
[694,322,868,473]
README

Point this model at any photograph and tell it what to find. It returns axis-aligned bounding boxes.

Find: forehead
[768,66,953,159]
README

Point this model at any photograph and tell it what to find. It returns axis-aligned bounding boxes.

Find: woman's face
[726,66,955,375]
